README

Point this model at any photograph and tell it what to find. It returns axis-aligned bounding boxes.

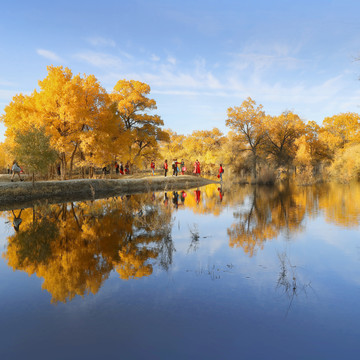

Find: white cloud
[70,46,360,125]
[0,80,16,87]
[228,41,305,74]
[151,54,160,62]
[167,56,177,65]
[87,36,116,47]
[74,51,122,68]
[0,89,19,101]
[36,49,63,62]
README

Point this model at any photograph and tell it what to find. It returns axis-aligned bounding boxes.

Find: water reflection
[3,194,174,303]
[227,185,306,256]
[2,182,360,304]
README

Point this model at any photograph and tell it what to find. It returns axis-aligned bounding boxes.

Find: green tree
[12,126,58,184]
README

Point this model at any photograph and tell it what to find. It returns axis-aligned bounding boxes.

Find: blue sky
[1,0,360,141]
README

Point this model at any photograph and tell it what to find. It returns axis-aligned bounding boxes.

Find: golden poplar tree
[111,80,169,167]
[264,111,305,167]
[226,97,266,179]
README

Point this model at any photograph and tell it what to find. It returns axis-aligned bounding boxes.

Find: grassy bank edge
[0,175,218,211]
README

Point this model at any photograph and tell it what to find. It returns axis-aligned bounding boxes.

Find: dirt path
[0,175,218,210]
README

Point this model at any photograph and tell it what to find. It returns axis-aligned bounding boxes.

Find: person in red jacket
[150,160,155,176]
[194,160,201,176]
[218,164,224,182]
[164,159,168,177]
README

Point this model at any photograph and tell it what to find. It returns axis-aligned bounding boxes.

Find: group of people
[103,158,224,181]
[162,159,223,182]
[106,161,130,175]
[161,159,196,177]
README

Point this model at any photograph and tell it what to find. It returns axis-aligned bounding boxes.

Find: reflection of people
[12,209,23,232]
[125,162,130,174]
[195,189,201,204]
[172,191,179,209]
[11,160,23,182]
[151,160,155,176]
[217,186,223,202]
[115,161,119,174]
[119,162,124,175]
[180,190,187,205]
[163,192,169,206]
[164,160,168,177]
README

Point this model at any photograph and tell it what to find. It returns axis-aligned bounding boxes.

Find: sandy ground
[0,175,218,211]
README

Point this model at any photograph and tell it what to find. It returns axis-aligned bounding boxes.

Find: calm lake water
[1,182,360,359]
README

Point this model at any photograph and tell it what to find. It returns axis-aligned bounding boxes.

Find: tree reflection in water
[3,194,174,303]
[227,185,306,256]
[2,182,360,304]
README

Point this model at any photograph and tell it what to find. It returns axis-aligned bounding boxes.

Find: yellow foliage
[111,80,168,167]
[329,144,360,183]
[2,195,172,303]
[321,112,360,152]
[264,111,305,166]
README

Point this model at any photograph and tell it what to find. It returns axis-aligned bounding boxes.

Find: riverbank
[0,175,217,210]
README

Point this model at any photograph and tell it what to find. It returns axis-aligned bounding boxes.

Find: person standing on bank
[218,164,224,182]
[194,160,201,176]
[164,159,168,177]
[172,159,178,176]
[151,160,155,176]
[11,160,23,182]
[180,159,186,175]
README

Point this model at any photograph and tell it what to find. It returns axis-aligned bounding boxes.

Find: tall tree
[111,80,169,167]
[226,97,266,178]
[264,111,305,168]
[320,112,360,154]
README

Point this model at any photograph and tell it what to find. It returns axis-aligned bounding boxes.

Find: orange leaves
[226,97,266,146]
[264,111,306,166]
[2,195,172,303]
[321,112,360,151]
[1,67,168,174]
[111,79,166,165]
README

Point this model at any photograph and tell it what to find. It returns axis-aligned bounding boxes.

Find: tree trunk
[252,152,257,180]
[69,144,78,179]
[61,153,67,180]
[32,172,35,187]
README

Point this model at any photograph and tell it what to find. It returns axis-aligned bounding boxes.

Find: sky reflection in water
[0,183,360,359]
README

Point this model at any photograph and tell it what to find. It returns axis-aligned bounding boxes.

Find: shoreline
[0,175,217,211]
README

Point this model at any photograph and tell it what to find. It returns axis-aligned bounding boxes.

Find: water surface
[1,183,360,359]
